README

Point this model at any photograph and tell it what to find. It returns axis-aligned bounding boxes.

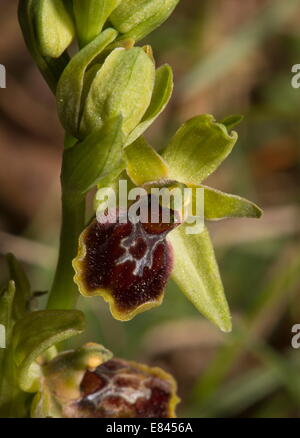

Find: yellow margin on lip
[72,224,165,322]
[127,360,181,418]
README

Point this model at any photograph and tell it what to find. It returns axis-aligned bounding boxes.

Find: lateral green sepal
[168,224,232,332]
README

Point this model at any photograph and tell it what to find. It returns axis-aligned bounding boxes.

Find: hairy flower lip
[35,344,180,418]
[73,222,168,321]
[73,196,181,321]
[76,358,180,418]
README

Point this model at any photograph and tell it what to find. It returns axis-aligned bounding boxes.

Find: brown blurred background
[1,0,300,418]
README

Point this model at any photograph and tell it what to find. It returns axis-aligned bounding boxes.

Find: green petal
[162,114,238,185]
[126,64,173,146]
[56,28,118,138]
[125,137,169,186]
[168,224,232,332]
[73,0,121,48]
[35,0,75,58]
[202,185,263,220]
[62,116,125,196]
[13,310,85,392]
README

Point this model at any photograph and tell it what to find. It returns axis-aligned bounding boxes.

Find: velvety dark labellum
[76,196,181,319]
[77,358,174,418]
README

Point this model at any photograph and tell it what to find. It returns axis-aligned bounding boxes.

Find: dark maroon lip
[77,358,173,418]
[80,196,181,316]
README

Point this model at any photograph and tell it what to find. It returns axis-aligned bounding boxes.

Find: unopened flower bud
[110,0,180,41]
[80,46,155,138]
[73,0,122,48]
[35,0,75,58]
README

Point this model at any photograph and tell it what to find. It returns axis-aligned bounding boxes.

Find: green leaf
[62,116,125,196]
[110,0,180,41]
[56,28,118,138]
[80,46,155,138]
[35,0,75,58]
[12,310,85,392]
[162,114,238,185]
[126,64,173,146]
[73,0,121,48]
[18,0,70,93]
[125,137,169,186]
[168,224,232,332]
[6,254,31,320]
[202,185,263,220]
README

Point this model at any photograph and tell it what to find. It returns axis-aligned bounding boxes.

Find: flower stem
[47,191,85,310]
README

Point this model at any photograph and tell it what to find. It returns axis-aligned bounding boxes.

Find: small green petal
[202,185,263,220]
[125,137,169,186]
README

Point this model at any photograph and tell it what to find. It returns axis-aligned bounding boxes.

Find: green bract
[62,116,125,197]
[110,0,180,41]
[80,46,155,138]
[73,0,122,48]
[35,0,75,58]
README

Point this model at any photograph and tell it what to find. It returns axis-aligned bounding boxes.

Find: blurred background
[1,0,300,418]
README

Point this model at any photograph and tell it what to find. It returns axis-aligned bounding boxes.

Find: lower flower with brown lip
[73,195,181,321]
[33,343,180,418]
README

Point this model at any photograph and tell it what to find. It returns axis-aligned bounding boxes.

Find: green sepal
[73,0,121,48]
[18,0,70,93]
[62,116,125,197]
[168,224,232,333]
[162,114,238,185]
[35,0,75,58]
[80,46,155,138]
[201,185,262,220]
[110,0,180,41]
[126,64,174,146]
[56,28,118,138]
[6,254,31,321]
[12,310,85,392]
[125,137,169,186]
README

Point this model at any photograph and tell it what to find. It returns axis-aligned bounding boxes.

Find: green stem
[47,191,85,310]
